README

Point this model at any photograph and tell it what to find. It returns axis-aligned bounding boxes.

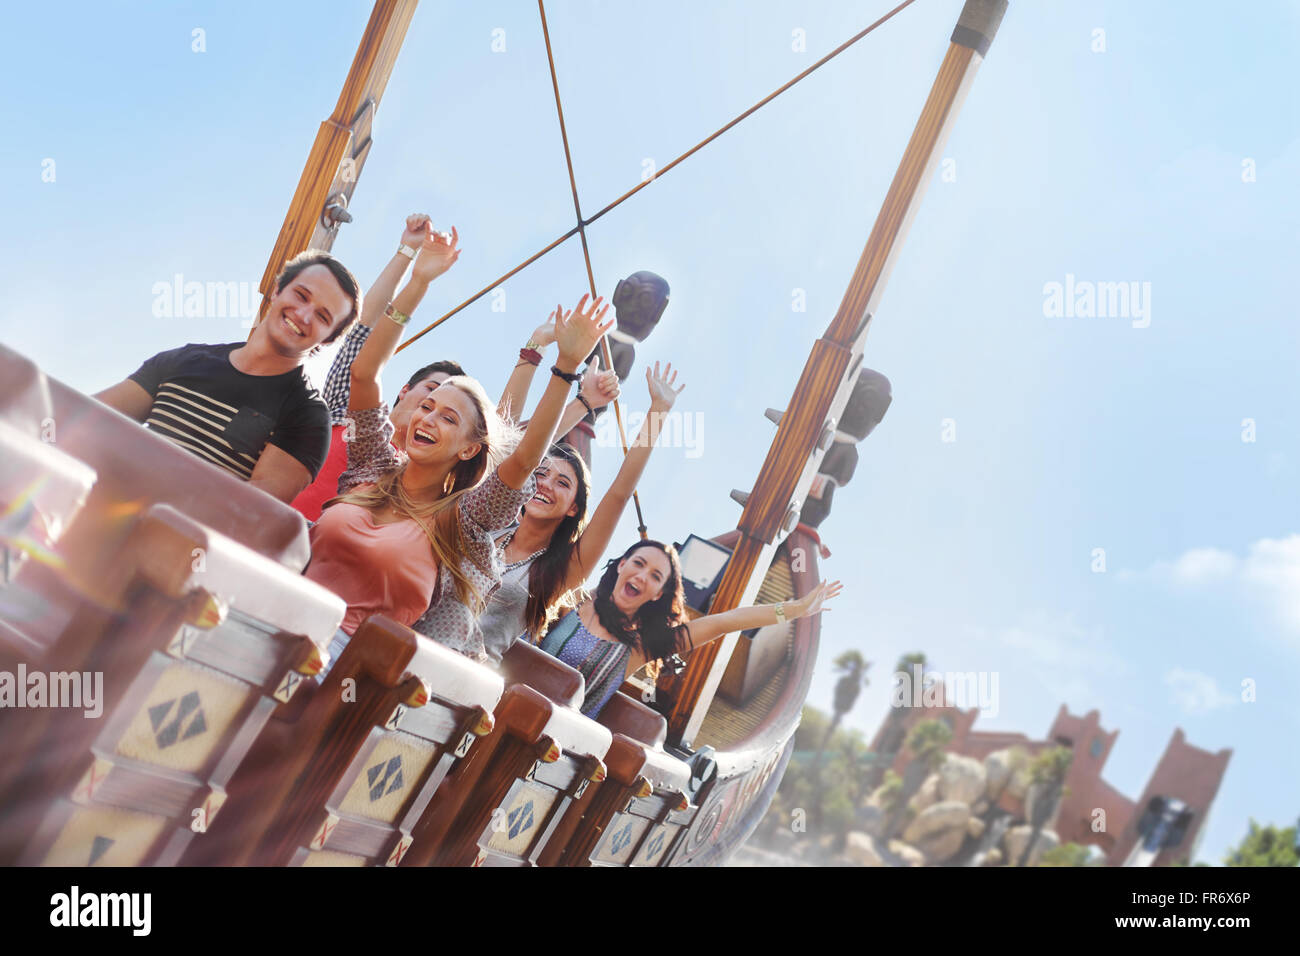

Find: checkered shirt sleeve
[322,323,373,425]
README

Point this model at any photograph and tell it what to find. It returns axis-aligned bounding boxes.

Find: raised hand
[411,225,460,283]
[554,294,613,368]
[645,360,684,412]
[793,580,843,619]
[529,307,563,350]
[580,363,621,410]
[401,213,432,249]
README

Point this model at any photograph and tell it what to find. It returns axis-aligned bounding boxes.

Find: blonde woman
[307,219,612,664]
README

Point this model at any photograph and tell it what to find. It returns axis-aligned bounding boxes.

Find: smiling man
[94,251,361,504]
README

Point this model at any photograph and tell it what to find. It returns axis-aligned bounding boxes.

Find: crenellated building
[869,691,1231,865]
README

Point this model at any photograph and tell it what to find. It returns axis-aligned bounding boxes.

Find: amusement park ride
[0,0,1007,866]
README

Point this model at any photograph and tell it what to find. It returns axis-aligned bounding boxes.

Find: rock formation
[838,747,1062,866]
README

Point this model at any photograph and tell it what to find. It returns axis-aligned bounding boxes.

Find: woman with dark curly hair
[541,539,842,717]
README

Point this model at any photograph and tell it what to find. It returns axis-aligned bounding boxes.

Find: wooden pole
[665,0,1009,745]
[253,0,419,327]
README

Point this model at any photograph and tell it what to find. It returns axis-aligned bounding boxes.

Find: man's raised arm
[320,214,430,416]
[350,223,460,412]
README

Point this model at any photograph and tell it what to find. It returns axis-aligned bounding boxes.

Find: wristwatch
[397,243,418,260]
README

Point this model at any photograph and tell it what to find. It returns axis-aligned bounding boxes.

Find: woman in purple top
[542,539,843,717]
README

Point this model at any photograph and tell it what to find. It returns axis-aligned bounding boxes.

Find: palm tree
[814,650,871,767]
[895,652,928,679]
[866,652,927,790]
[1019,746,1073,866]
[907,718,953,772]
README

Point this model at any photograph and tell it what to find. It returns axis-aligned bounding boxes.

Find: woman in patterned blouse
[307,219,613,665]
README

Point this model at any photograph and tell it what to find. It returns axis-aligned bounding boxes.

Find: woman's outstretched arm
[497,309,557,420]
[563,361,684,590]
[498,306,621,432]
[349,223,460,412]
[359,214,430,330]
[555,361,620,436]
[497,294,612,489]
[681,580,844,651]
[321,214,427,415]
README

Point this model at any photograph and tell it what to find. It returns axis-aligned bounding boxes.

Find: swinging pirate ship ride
[0,0,1006,867]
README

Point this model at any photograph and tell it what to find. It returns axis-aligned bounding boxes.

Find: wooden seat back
[0,421,97,669]
[539,692,698,867]
[403,640,612,867]
[0,347,312,669]
[0,345,55,437]
[41,371,311,565]
[192,615,505,866]
[599,689,668,748]
[586,744,697,867]
[498,636,582,709]
[0,504,343,867]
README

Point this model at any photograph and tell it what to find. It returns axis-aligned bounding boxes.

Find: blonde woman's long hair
[330,375,522,614]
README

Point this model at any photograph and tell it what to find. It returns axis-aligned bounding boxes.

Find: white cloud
[1238,536,1300,632]
[1139,534,1300,636]
[1167,547,1239,583]
[1164,668,1235,716]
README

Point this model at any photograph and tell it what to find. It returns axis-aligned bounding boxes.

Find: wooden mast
[665,0,1008,745]
[253,0,420,326]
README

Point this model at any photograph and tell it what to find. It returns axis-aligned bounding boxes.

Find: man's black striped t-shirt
[129,342,330,481]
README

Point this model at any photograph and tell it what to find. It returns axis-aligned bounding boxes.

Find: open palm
[412,224,460,282]
[798,579,843,618]
[646,360,685,411]
[554,293,613,366]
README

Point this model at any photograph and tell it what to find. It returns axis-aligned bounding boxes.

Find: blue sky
[3,1,1298,864]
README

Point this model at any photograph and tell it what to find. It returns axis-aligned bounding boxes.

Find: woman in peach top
[306,217,612,667]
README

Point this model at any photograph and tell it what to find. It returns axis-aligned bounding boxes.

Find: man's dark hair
[273,251,362,345]
[404,360,466,391]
